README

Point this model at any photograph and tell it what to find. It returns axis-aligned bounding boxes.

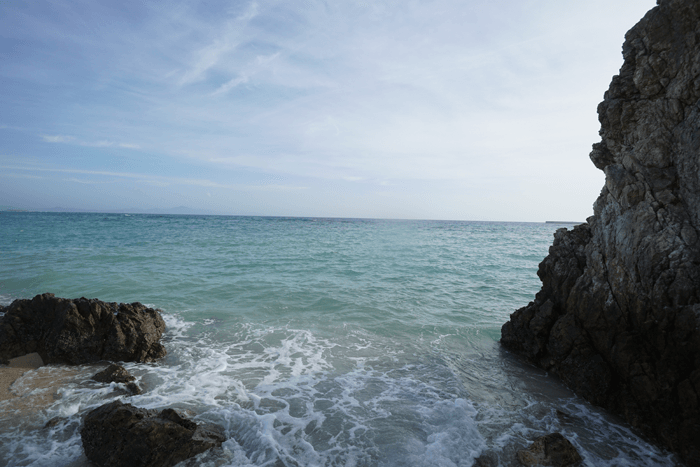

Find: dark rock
[516,433,582,467]
[473,452,498,467]
[125,382,142,395]
[502,0,700,464]
[81,400,226,467]
[93,364,136,384]
[0,294,166,365]
[43,416,68,429]
[93,363,143,395]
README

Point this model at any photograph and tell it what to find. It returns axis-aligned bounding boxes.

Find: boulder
[502,0,700,463]
[81,400,226,467]
[93,363,142,395]
[0,293,166,365]
[516,433,582,467]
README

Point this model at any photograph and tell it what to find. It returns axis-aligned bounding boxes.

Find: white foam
[0,312,683,466]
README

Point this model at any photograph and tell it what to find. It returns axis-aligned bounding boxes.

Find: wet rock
[93,363,142,395]
[81,400,226,467]
[0,294,166,365]
[43,416,67,429]
[502,0,700,463]
[516,433,582,467]
[473,452,498,467]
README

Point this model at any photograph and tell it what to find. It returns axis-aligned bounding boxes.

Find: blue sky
[1,0,656,221]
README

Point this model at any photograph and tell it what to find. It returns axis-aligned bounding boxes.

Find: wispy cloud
[0,0,658,220]
[40,134,140,149]
[64,177,117,185]
[0,172,45,180]
[211,52,280,95]
[0,165,305,192]
[41,135,74,143]
[176,2,260,87]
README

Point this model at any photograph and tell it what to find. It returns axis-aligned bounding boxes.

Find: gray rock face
[502,0,700,464]
[0,293,166,364]
[81,400,226,467]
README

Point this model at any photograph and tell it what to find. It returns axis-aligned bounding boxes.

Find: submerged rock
[516,433,582,467]
[81,400,226,467]
[502,0,700,463]
[0,293,166,365]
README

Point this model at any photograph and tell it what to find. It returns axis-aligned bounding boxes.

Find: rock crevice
[501,0,700,464]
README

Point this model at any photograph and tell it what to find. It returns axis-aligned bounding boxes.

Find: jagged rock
[81,400,226,467]
[0,293,166,365]
[502,0,700,464]
[516,433,582,467]
[93,363,143,395]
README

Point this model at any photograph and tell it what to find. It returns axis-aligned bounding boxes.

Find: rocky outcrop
[502,0,700,464]
[0,293,166,364]
[81,400,226,467]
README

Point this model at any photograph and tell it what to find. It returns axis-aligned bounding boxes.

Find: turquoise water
[0,213,680,466]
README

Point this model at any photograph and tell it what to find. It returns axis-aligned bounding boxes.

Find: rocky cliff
[501,0,700,463]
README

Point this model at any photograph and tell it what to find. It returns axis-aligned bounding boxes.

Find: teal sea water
[0,213,680,466]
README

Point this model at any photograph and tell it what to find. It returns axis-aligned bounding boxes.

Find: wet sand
[0,353,88,425]
[0,367,29,401]
[0,353,45,402]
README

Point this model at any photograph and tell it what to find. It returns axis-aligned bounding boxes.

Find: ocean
[0,212,681,466]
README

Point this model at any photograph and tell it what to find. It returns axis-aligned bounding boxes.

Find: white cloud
[0,172,44,180]
[1,0,659,219]
[41,135,74,143]
[39,134,140,149]
[0,164,306,192]
[64,177,117,185]
[176,2,260,87]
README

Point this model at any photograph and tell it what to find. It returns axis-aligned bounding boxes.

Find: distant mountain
[0,206,31,212]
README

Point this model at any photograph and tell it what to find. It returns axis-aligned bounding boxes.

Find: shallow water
[0,213,681,466]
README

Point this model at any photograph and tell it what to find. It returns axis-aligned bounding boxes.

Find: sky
[0,0,657,221]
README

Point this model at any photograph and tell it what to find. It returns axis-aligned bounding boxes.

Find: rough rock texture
[516,433,582,467]
[0,293,166,364]
[502,0,700,464]
[81,400,226,467]
[93,363,143,395]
